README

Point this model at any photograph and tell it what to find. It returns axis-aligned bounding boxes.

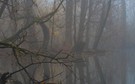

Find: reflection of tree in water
[73,41,86,54]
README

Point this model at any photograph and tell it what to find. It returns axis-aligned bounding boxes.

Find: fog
[0,0,134,84]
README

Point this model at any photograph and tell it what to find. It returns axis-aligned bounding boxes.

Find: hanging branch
[0,41,79,82]
[1,0,64,43]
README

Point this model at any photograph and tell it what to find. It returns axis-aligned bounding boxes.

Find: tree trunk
[65,0,74,84]
[92,0,112,84]
[75,0,88,84]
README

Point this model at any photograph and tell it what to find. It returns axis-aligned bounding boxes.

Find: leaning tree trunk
[39,22,50,82]
[0,0,9,17]
[92,0,112,84]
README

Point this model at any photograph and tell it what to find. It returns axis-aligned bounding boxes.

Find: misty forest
[0,0,134,84]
